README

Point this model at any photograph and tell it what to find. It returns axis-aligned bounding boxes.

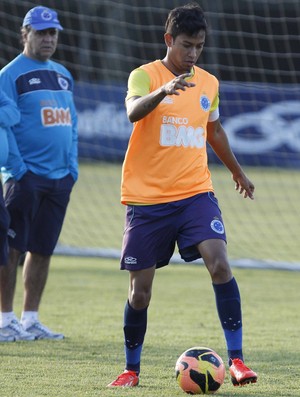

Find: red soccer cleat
[229,358,258,386]
[107,370,139,387]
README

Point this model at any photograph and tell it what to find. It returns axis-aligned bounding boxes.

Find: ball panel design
[175,346,225,395]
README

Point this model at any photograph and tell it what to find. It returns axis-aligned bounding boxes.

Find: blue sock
[123,301,148,374]
[213,277,244,363]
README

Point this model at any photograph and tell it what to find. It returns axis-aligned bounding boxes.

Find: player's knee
[206,259,232,284]
[130,288,151,310]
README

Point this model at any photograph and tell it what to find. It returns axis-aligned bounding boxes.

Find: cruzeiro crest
[57,75,69,90]
[41,9,53,21]
[210,218,225,234]
[200,95,211,111]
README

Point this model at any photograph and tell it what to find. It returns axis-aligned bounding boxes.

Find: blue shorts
[4,171,75,256]
[120,192,227,270]
[0,183,10,266]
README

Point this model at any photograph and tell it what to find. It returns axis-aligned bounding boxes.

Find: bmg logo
[42,107,72,126]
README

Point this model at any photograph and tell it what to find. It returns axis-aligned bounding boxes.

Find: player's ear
[164,33,173,47]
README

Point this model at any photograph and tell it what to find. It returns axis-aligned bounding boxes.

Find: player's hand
[162,73,195,96]
[233,174,255,200]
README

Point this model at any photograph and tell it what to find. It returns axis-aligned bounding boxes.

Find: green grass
[60,162,300,264]
[0,256,299,396]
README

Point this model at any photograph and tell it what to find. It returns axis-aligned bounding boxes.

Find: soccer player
[108,2,257,388]
[0,6,78,341]
[0,91,20,342]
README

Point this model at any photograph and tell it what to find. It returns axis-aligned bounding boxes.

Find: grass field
[0,256,299,396]
[60,162,300,264]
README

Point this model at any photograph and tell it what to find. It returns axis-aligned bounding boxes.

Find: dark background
[1,0,299,84]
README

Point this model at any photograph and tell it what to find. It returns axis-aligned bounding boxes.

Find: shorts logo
[200,95,210,111]
[210,219,224,234]
[124,256,137,265]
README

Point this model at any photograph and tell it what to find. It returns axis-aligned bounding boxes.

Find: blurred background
[1,0,299,267]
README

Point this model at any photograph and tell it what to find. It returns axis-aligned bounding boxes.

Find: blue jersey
[0,54,78,183]
[0,90,20,167]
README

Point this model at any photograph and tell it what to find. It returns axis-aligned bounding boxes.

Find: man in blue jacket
[0,91,20,343]
[0,6,78,341]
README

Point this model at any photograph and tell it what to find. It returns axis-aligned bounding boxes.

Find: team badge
[57,76,69,90]
[200,95,210,111]
[41,10,53,21]
[210,219,225,234]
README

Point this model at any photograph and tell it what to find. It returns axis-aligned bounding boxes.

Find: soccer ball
[175,347,225,394]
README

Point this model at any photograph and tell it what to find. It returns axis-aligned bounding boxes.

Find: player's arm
[126,69,195,123]
[207,118,255,199]
[68,75,78,182]
[0,90,20,128]
[69,102,78,182]
[126,91,165,123]
[0,73,27,181]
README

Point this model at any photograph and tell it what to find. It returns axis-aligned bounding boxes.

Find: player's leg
[198,239,241,358]
[0,176,32,314]
[22,252,51,312]
[20,172,74,340]
[0,246,36,341]
[0,187,9,267]
[0,176,36,341]
[198,239,257,386]
[21,252,65,339]
[0,247,23,312]
[108,266,155,387]
[108,203,176,387]
[126,266,156,368]
[177,193,257,386]
[0,191,17,341]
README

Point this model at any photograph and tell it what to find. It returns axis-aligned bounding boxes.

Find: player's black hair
[165,2,207,39]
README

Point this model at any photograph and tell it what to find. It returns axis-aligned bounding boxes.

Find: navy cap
[22,6,63,31]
